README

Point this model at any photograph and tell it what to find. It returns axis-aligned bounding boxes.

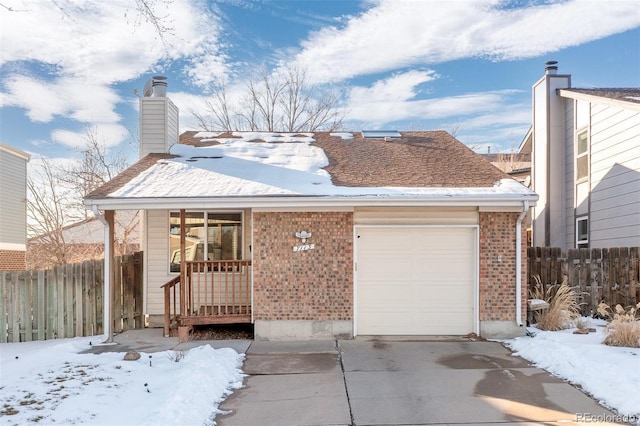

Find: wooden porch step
[180,314,252,326]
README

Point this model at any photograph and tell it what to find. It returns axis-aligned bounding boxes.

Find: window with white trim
[576,216,588,249]
[169,211,242,272]
[576,130,589,182]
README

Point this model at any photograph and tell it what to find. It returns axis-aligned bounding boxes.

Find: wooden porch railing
[161,275,181,337]
[162,260,252,337]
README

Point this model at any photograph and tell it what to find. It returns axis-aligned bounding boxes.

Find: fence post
[0,273,7,343]
[589,248,602,315]
[630,247,638,304]
[113,255,123,333]
[21,271,32,342]
[95,260,104,335]
[10,272,20,342]
[36,270,45,340]
[134,251,143,329]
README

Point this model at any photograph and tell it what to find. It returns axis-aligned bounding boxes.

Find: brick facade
[252,211,353,321]
[479,211,527,322]
[0,249,27,271]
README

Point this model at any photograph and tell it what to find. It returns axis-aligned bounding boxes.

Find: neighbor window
[576,216,588,249]
[576,130,589,181]
[169,211,242,272]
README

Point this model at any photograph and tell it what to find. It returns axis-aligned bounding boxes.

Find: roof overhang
[558,89,640,112]
[84,193,538,211]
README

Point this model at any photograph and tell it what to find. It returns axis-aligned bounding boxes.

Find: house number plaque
[293,230,315,252]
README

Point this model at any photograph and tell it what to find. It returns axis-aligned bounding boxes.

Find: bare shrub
[598,302,640,348]
[530,276,581,331]
[167,350,186,363]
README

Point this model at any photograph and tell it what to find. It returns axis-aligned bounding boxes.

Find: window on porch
[169,211,242,272]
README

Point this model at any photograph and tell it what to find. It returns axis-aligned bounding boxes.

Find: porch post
[180,209,186,316]
[104,210,115,342]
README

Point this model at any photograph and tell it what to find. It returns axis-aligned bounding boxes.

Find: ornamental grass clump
[597,302,640,348]
[530,276,581,331]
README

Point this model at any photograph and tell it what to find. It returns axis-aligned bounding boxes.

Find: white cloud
[291,0,640,84]
[0,0,228,127]
[348,70,437,102]
[1,75,121,123]
[51,124,130,149]
[346,75,513,124]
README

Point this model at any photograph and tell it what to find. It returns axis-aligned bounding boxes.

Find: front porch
[162,259,252,337]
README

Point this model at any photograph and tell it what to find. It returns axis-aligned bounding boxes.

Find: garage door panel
[357,226,476,336]
[358,257,413,279]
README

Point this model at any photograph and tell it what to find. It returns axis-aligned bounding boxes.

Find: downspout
[515,201,530,327]
[92,205,112,343]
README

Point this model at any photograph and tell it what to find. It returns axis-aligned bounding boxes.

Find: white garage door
[356,226,476,335]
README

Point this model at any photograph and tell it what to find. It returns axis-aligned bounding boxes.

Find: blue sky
[1,0,639,164]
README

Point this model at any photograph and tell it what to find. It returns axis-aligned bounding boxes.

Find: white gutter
[85,195,538,211]
[515,200,530,327]
[92,205,112,343]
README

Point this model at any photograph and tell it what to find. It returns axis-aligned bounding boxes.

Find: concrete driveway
[217,339,623,426]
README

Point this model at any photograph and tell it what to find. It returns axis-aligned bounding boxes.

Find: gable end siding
[588,102,640,247]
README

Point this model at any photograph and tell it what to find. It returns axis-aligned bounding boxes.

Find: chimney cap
[545,60,558,74]
[143,75,168,97]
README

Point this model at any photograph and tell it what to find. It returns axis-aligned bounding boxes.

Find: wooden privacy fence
[527,247,639,315]
[0,251,143,343]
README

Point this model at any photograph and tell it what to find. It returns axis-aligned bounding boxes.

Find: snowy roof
[85,131,537,209]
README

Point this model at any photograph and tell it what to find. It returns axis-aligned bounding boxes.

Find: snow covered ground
[1,317,638,425]
[505,317,640,424]
[0,337,244,425]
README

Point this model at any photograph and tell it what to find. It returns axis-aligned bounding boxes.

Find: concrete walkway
[87,330,624,425]
[218,339,624,426]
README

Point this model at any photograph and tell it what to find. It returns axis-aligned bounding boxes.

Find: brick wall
[479,211,527,321]
[0,249,26,271]
[252,211,353,321]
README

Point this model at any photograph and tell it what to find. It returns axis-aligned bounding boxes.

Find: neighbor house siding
[0,145,29,270]
[564,100,576,249]
[478,212,526,323]
[252,211,353,321]
[588,102,640,247]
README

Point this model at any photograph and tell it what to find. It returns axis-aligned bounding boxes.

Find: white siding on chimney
[139,97,179,158]
[531,73,570,247]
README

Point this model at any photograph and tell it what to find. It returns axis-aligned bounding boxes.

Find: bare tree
[26,130,138,269]
[60,128,129,219]
[192,86,235,131]
[26,159,70,267]
[195,66,344,132]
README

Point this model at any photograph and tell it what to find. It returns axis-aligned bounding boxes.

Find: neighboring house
[84,78,538,340]
[0,143,30,270]
[481,152,531,187]
[27,210,140,270]
[521,61,640,250]
[481,152,532,246]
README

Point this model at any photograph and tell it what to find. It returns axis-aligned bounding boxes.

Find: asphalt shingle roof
[86,131,512,199]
